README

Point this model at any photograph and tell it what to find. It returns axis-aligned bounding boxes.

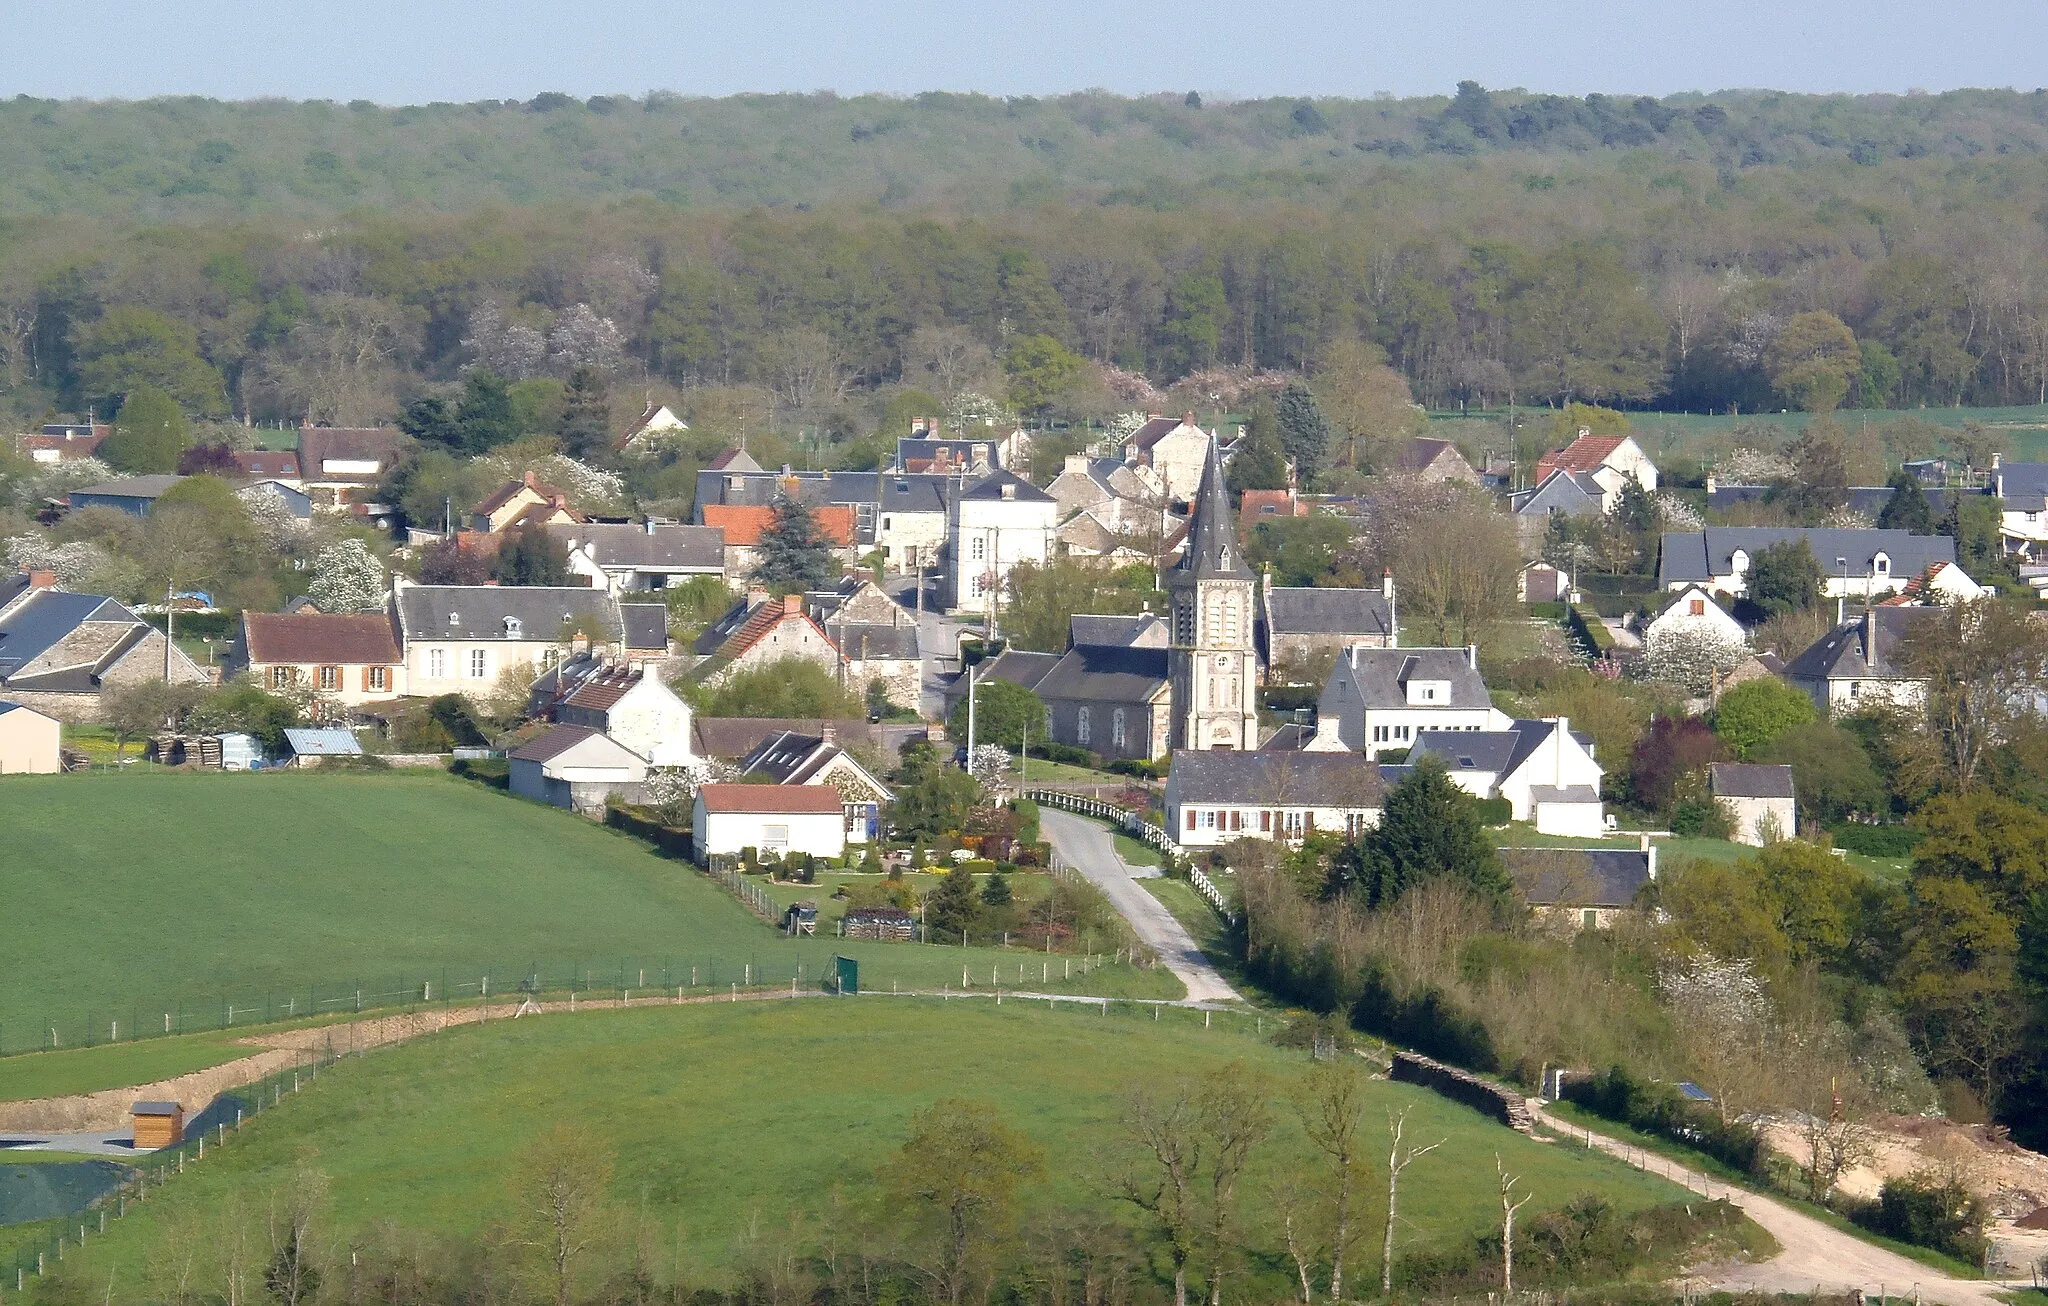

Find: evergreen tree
[101,386,190,474]
[1274,381,1331,485]
[1333,758,1507,908]
[556,365,613,462]
[1877,466,1936,533]
[1226,408,1290,495]
[925,865,982,942]
[1745,538,1823,617]
[492,522,572,586]
[753,494,837,593]
[398,395,462,451]
[455,372,517,453]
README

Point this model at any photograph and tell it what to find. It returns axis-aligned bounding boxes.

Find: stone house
[229,610,405,706]
[1710,762,1796,845]
[509,725,647,816]
[0,579,208,721]
[1166,750,1384,849]
[1500,843,1657,930]
[1259,570,1397,684]
[394,583,632,699]
[1783,606,1934,713]
[536,655,698,768]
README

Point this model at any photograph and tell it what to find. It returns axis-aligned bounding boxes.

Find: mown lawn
[0,1032,258,1102]
[9,999,1699,1295]
[0,771,1176,1054]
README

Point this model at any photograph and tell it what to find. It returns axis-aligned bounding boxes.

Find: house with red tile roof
[693,782,848,860]
[468,471,588,533]
[1532,431,1658,510]
[701,502,857,577]
[537,655,698,767]
[296,426,412,512]
[689,591,841,686]
[17,424,109,464]
[614,402,690,452]
[229,610,404,705]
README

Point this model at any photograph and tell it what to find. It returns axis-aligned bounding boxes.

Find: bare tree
[756,326,850,416]
[904,324,998,400]
[1198,1064,1273,1306]
[1495,1155,1530,1294]
[1380,1108,1440,1295]
[512,1123,616,1306]
[1114,1081,1202,1306]
[1267,1180,1318,1305]
[1294,1059,1370,1303]
[1897,596,2048,791]
[263,1166,328,1306]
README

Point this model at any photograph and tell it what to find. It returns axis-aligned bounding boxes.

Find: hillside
[4,86,2048,220]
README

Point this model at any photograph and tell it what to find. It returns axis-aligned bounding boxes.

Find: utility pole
[163,581,174,682]
[964,661,977,771]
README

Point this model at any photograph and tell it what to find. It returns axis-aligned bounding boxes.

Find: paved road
[1039,808,1240,1004]
[881,576,976,720]
[1531,1104,2012,1305]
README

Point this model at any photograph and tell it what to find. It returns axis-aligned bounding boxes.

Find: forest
[3,85,2048,449]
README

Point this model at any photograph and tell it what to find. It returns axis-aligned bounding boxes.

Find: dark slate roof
[1034,644,1170,704]
[1658,528,1957,588]
[1511,469,1603,517]
[741,730,837,784]
[0,591,138,680]
[1170,749,1385,807]
[1174,436,1248,581]
[548,522,724,571]
[621,604,669,651]
[1499,848,1653,909]
[1332,646,1491,710]
[1266,587,1393,639]
[1708,484,1974,520]
[1996,461,2048,505]
[957,468,1053,502]
[971,650,1060,695]
[1710,762,1795,799]
[71,474,182,500]
[692,717,927,761]
[1070,612,1167,648]
[1411,718,1595,777]
[396,586,622,643]
[693,469,951,515]
[508,723,609,764]
[1260,722,1315,750]
[830,621,920,661]
[1783,606,1937,682]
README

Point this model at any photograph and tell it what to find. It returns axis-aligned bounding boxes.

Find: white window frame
[1077,706,1091,745]
[468,648,488,679]
[1111,708,1126,749]
[427,648,446,679]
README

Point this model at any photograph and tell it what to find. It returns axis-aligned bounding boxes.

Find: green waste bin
[833,955,858,996]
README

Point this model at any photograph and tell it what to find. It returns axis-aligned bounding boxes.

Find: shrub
[1828,823,1922,857]
[1528,600,1568,620]
[1028,741,1094,767]
[1670,794,1733,838]
[1106,757,1163,779]
[1561,1065,1764,1175]
[1473,795,1512,826]
[1845,1174,1988,1263]
[448,757,509,789]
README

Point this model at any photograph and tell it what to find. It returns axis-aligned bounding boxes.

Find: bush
[1561,1065,1764,1176]
[448,756,509,789]
[1528,600,1568,620]
[1106,757,1163,779]
[1845,1174,1988,1263]
[1829,823,1922,857]
[1670,795,1733,838]
[1027,741,1095,767]
[1473,795,1512,826]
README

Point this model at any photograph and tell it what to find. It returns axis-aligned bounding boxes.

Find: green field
[1431,403,2048,460]
[0,771,1176,1055]
[0,1033,259,1102]
[5,1000,1711,1297]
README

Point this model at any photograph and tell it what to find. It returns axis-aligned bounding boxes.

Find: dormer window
[1218,546,1230,570]
[504,616,523,637]
[1873,553,1890,577]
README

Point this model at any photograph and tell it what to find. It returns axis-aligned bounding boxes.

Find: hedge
[605,805,693,860]
[1829,823,1923,858]
[1568,604,1616,653]
[1560,1064,1764,1175]
[1842,1174,1989,1263]
[448,757,509,789]
[1474,795,1512,826]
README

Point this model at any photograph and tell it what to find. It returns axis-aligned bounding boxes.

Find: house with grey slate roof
[1658,527,1970,601]
[1783,606,1937,712]
[1509,469,1605,545]
[394,583,628,698]
[1991,456,2048,558]
[0,577,208,720]
[1410,717,1604,833]
[1165,749,1385,848]
[550,521,724,594]
[1499,843,1657,930]
[1710,762,1796,845]
[1306,644,1508,758]
[1259,570,1396,683]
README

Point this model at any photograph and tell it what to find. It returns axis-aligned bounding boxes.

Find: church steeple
[1168,434,1259,751]
[1179,435,1247,580]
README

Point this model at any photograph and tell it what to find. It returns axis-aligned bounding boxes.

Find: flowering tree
[547,304,625,374]
[1655,492,1703,530]
[968,743,1011,794]
[1644,626,1750,696]
[5,534,107,586]
[237,486,302,547]
[642,759,738,826]
[306,538,387,613]
[1660,953,1771,1122]
[461,299,549,379]
[1713,446,1795,484]
[474,452,627,513]
[947,391,1006,431]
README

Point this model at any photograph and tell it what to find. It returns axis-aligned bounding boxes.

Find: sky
[3,0,2041,103]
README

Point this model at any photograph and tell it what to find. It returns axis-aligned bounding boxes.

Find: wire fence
[0,945,1163,1060]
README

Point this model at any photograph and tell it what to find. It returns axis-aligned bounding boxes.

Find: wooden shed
[131,1101,184,1149]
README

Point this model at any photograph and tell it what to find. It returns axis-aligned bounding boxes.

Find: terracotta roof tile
[242,611,400,665]
[702,503,855,547]
[696,783,845,814]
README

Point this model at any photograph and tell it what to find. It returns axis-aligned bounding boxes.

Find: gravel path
[1531,1104,2013,1304]
[1039,808,1240,1004]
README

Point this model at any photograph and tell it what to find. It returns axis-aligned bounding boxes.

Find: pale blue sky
[3,0,2038,102]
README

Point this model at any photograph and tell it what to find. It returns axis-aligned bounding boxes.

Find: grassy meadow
[6,999,1709,1297]
[0,770,1177,1056]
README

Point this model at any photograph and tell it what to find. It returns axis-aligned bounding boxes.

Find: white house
[737,727,893,844]
[1534,432,1658,510]
[1783,606,1934,713]
[1710,763,1797,846]
[1657,527,1970,601]
[0,700,61,774]
[508,725,649,816]
[394,583,638,699]
[1410,717,1604,833]
[614,402,689,452]
[944,469,1058,615]
[1305,645,1511,758]
[1990,457,2048,558]
[550,521,725,594]
[1642,584,1747,650]
[1164,750,1385,849]
[1123,414,1216,503]
[1500,843,1657,931]
[693,783,847,861]
[539,656,699,768]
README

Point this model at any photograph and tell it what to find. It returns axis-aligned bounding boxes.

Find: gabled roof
[696,783,845,815]
[1511,469,1604,517]
[1170,749,1385,807]
[1392,437,1474,476]
[621,604,668,651]
[695,595,832,661]
[1709,762,1795,799]
[704,446,760,473]
[0,590,144,681]
[1499,847,1652,909]
[1266,588,1393,639]
[1034,644,1171,704]
[1657,528,1958,588]
[1995,461,2048,503]
[1329,646,1490,710]
[1070,612,1168,648]
[1239,489,1304,521]
[473,474,573,518]
[71,474,183,501]
[396,586,621,643]
[297,427,410,482]
[549,522,724,571]
[701,503,857,547]
[691,716,927,762]
[828,620,919,661]
[1537,434,1629,477]
[1127,414,1201,453]
[229,450,300,479]
[560,664,645,712]
[738,730,894,799]
[1411,718,1595,780]
[243,611,400,666]
[957,468,1054,503]
[509,723,644,766]
[1783,606,1936,682]
[971,649,1060,695]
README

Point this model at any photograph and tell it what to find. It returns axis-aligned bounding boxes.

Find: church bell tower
[1169,436,1260,751]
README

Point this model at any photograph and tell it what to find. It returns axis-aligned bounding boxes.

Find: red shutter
[1260,810,1272,832]
[1185,809,1197,832]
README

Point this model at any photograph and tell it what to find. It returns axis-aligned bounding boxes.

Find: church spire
[1178,434,1246,580]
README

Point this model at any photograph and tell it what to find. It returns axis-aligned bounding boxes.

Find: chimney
[1468,643,1477,671]
[746,585,770,610]
[1864,606,1878,668]
[1064,454,1089,475]
[1183,411,1195,426]
[1553,716,1569,786]
[1704,473,1717,496]
[644,518,657,536]
[782,593,804,615]
[521,470,536,487]
[1642,833,1658,881]
[26,570,57,590]
[1992,451,2002,472]
[1381,568,1395,601]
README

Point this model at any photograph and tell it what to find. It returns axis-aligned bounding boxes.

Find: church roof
[1175,435,1248,583]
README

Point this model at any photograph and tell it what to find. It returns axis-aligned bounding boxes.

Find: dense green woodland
[5,85,2048,437]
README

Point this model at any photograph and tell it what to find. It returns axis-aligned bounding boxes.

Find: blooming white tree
[1644,625,1750,696]
[473,452,627,513]
[1107,410,1151,442]
[1713,446,1795,484]
[967,743,1011,794]
[547,303,626,374]
[641,758,739,825]
[1660,953,1772,1121]
[1655,492,1703,530]
[947,390,1006,431]
[237,486,302,548]
[5,534,107,586]
[461,299,549,379]
[306,539,387,613]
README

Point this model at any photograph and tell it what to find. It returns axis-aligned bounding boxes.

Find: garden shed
[130,1100,184,1149]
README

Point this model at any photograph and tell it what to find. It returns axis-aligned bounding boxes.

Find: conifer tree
[1274,381,1331,486]
[753,494,837,593]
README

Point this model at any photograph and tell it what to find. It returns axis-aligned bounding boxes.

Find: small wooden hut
[131,1100,185,1149]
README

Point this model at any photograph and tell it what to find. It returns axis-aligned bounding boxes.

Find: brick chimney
[27,570,57,590]
[521,470,537,487]
[781,593,803,615]
[820,721,837,745]
[746,585,770,610]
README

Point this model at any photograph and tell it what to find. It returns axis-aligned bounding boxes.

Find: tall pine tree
[753,494,837,593]
[1274,381,1331,486]
[556,366,613,462]
[1876,466,1936,533]
[1333,758,1507,908]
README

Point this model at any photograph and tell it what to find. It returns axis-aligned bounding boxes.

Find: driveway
[1530,1104,2013,1304]
[1039,808,1240,1004]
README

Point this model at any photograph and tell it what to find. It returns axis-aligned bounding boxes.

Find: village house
[1048,455,1156,524]
[1509,469,1606,545]
[700,502,858,578]
[692,590,840,686]
[468,472,587,534]
[1259,570,1397,684]
[394,583,633,698]
[897,433,1002,474]
[804,579,922,708]
[613,402,690,453]
[535,655,698,768]
[1165,750,1385,848]
[1121,413,1216,502]
[296,427,411,513]
[0,700,61,774]
[693,783,848,861]
[1409,717,1605,834]
[694,463,953,575]
[1306,644,1507,758]
[16,423,109,463]
[1658,527,1972,601]
[1390,437,1481,484]
[228,610,405,706]
[1640,584,1748,650]
[1710,762,1797,845]
[509,725,648,816]
[227,449,302,481]
[1534,431,1659,508]
[1499,842,1657,931]
[1990,456,2048,558]
[1238,488,1308,531]
[1518,561,1570,604]
[550,521,725,594]
[67,474,182,517]
[0,576,209,720]
[944,469,1058,615]
[691,716,930,768]
[1784,606,1935,712]
[737,727,894,844]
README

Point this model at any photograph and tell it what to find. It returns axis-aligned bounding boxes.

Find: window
[428,649,446,679]
[882,516,892,530]
[1077,706,1091,744]
[1199,810,1219,830]
[1582,909,1600,930]
[317,665,339,691]
[366,666,388,692]
[1689,599,1706,616]
[1259,810,1272,832]
[1186,809,1197,832]
[271,666,293,690]
[762,824,789,849]
[468,649,488,679]
[970,536,986,562]
[1218,547,1229,570]
[1111,708,1126,748]
[1282,810,1305,838]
